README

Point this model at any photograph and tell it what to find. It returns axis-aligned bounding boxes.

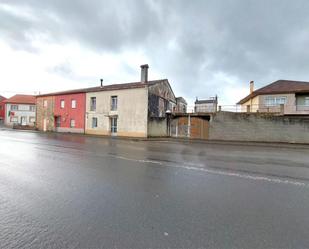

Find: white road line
[109,154,307,187]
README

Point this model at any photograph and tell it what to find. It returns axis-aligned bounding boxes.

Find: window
[11,105,18,111]
[29,117,35,123]
[60,100,65,109]
[92,117,98,128]
[265,96,286,107]
[43,100,48,108]
[111,96,118,111]
[71,99,76,109]
[305,97,309,106]
[70,119,75,128]
[110,117,117,133]
[90,97,96,111]
[30,106,35,112]
[10,116,18,123]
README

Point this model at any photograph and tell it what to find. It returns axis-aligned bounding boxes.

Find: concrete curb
[1,127,309,149]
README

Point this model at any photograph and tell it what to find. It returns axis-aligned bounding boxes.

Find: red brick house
[0,95,7,124]
[36,91,86,133]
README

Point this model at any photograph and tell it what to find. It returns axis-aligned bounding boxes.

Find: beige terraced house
[238,80,309,115]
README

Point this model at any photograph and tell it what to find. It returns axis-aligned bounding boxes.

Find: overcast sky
[1,0,309,106]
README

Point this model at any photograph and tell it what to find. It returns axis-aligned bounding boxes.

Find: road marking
[1,133,306,187]
[109,155,307,187]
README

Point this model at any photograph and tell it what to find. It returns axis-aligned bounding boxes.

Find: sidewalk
[145,137,309,149]
[1,127,309,149]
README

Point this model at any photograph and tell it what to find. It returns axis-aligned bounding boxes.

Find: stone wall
[209,112,309,143]
[36,96,55,131]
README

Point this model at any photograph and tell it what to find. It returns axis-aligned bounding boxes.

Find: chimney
[140,64,149,83]
[250,81,254,94]
[100,79,103,88]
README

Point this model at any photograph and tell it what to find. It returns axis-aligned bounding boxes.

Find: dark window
[111,96,118,111]
[90,97,96,111]
[11,105,18,111]
[92,117,98,128]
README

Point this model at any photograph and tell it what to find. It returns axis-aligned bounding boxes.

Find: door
[43,118,47,132]
[110,117,117,136]
[21,116,27,126]
[55,117,61,131]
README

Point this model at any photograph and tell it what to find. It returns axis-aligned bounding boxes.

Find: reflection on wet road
[1,129,309,248]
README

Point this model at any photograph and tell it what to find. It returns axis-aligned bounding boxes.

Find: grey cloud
[1,0,309,104]
[0,0,164,51]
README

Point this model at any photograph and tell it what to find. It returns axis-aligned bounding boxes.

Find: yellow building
[238,80,309,115]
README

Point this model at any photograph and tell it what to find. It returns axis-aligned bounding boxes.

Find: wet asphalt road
[1,130,309,249]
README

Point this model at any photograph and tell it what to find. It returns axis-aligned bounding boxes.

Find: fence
[176,104,309,115]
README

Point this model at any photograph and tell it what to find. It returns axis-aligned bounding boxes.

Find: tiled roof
[0,95,6,102]
[4,94,36,104]
[238,80,309,104]
[195,99,216,104]
[176,97,187,104]
[37,79,168,97]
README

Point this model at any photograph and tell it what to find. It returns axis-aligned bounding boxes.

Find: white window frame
[71,99,76,109]
[60,100,65,109]
[70,119,75,128]
[265,96,286,107]
[10,116,18,123]
[30,105,36,112]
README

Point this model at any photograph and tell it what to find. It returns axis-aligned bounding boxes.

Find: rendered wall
[148,118,167,137]
[85,88,148,137]
[54,93,85,133]
[5,103,36,127]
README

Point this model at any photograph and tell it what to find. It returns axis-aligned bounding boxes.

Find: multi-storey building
[36,64,183,137]
[4,95,36,127]
[0,95,6,124]
[238,80,309,114]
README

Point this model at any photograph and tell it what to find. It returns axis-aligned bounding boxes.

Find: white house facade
[4,95,36,127]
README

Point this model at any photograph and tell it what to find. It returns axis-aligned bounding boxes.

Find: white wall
[85,88,148,137]
[5,103,36,127]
